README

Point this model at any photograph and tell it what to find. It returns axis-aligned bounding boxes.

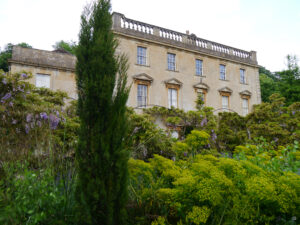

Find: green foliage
[216,112,247,152]
[0,43,32,72]
[75,0,130,224]
[234,140,300,173]
[0,163,76,224]
[246,94,300,146]
[0,70,76,164]
[52,40,77,55]
[276,55,300,106]
[144,106,217,142]
[127,109,174,160]
[259,55,300,105]
[0,70,78,224]
[128,154,299,225]
[185,130,210,156]
[259,72,278,103]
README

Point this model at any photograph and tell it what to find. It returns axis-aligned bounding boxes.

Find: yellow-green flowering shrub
[186,206,211,225]
[128,154,299,225]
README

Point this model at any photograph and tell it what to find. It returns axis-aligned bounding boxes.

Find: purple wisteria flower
[200,117,207,127]
[2,78,7,85]
[1,92,12,101]
[274,137,279,142]
[292,111,295,115]
[49,113,60,130]
[26,113,33,123]
[40,112,48,120]
[12,119,17,124]
[21,73,28,79]
[17,85,24,93]
[9,102,14,107]
[25,124,30,134]
[36,120,42,127]
[183,152,188,157]
[211,129,217,142]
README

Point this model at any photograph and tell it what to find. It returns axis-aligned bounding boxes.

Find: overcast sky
[0,0,299,72]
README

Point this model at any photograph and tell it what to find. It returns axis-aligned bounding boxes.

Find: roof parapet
[112,12,258,65]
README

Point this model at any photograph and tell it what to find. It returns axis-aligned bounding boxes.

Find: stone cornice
[112,12,259,68]
[9,59,75,72]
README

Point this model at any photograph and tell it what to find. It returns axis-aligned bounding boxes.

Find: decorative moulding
[239,90,252,96]
[193,82,209,91]
[132,73,153,83]
[218,86,233,94]
[164,78,183,86]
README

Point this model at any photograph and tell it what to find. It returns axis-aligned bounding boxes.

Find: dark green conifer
[75,0,130,224]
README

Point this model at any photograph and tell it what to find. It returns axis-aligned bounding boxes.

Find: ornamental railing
[112,12,257,65]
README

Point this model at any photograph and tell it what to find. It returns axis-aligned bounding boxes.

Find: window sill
[219,79,229,81]
[240,82,249,85]
[135,63,150,67]
[195,75,206,78]
[166,69,179,72]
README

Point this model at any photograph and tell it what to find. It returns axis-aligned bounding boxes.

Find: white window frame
[36,73,50,88]
[242,98,249,116]
[167,53,176,71]
[196,59,203,76]
[168,88,177,108]
[137,46,147,65]
[137,84,148,107]
[222,95,229,109]
[220,64,226,80]
[240,69,246,84]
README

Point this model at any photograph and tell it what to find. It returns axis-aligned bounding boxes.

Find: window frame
[167,53,176,71]
[220,64,226,80]
[221,95,229,109]
[240,68,246,84]
[137,83,148,108]
[195,59,203,76]
[137,46,147,66]
[241,96,250,116]
[168,88,178,108]
[35,73,51,88]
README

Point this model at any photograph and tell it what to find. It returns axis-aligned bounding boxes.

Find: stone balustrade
[112,12,257,65]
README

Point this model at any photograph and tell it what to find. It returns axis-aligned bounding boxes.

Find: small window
[168,88,177,108]
[137,84,147,107]
[222,95,229,109]
[220,64,226,80]
[196,59,203,76]
[167,53,176,71]
[240,69,246,84]
[36,74,50,88]
[137,46,147,65]
[242,98,249,115]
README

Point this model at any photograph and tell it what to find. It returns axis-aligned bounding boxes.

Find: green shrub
[128,154,299,225]
[0,163,76,224]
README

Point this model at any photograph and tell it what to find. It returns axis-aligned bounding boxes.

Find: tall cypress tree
[75,0,130,224]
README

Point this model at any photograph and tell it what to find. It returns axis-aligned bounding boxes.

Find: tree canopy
[52,40,77,55]
[0,42,32,72]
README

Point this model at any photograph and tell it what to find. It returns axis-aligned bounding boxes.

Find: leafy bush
[0,163,76,224]
[128,154,299,225]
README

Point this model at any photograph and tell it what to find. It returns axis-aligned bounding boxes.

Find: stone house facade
[9,12,261,115]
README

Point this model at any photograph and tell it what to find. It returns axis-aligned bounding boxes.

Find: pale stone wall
[117,36,260,115]
[9,46,77,100]
[113,12,261,115]
[9,13,261,116]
